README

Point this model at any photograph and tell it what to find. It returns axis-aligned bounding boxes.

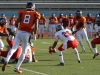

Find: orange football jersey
[57,17,64,24]
[74,16,86,30]
[69,17,74,27]
[18,10,40,33]
[49,17,57,24]
[39,17,46,25]
[0,25,7,33]
[9,18,17,26]
[85,17,93,24]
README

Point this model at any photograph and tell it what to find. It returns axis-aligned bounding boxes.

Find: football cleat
[2,61,8,71]
[81,50,85,53]
[77,60,81,63]
[14,68,22,74]
[57,62,64,66]
[93,53,99,59]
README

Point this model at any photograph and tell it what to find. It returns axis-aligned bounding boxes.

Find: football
[52,48,56,53]
[49,46,56,54]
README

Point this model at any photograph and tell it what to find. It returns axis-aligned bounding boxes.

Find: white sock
[74,48,80,61]
[58,50,64,63]
[15,52,26,69]
[5,49,16,62]
[93,48,98,54]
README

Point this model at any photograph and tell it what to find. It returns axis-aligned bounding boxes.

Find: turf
[0,38,100,75]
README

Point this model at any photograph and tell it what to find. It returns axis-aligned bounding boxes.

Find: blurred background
[0,0,100,17]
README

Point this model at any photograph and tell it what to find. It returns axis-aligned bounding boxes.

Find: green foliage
[0,38,100,75]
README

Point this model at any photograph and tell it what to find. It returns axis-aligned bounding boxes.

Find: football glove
[7,28,15,36]
[72,30,77,34]
[48,46,56,54]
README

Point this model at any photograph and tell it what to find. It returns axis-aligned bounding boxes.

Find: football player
[49,24,81,66]
[91,16,100,59]
[2,2,40,73]
[48,13,57,38]
[38,14,46,38]
[57,13,64,25]
[86,13,94,38]
[0,18,8,51]
[9,15,17,32]
[72,10,93,52]
[68,13,74,31]
[0,36,37,63]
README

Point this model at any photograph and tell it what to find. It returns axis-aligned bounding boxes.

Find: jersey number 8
[23,14,30,24]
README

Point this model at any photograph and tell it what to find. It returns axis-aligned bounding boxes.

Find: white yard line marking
[8,65,48,75]
[41,42,51,44]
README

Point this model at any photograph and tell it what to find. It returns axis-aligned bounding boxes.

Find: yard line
[8,65,48,75]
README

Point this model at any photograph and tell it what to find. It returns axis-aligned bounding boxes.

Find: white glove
[33,34,36,41]
[8,35,14,41]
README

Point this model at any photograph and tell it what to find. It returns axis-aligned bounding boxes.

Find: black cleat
[2,61,8,71]
[81,50,85,53]
[57,62,64,66]
[93,53,99,59]
[77,60,81,63]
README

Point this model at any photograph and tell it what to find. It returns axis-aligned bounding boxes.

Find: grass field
[0,38,100,75]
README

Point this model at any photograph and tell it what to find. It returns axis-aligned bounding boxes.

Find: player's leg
[0,39,4,50]
[48,25,52,38]
[5,33,21,62]
[73,48,81,63]
[52,25,56,38]
[86,25,89,38]
[67,40,81,63]
[76,31,85,52]
[91,38,100,59]
[2,31,21,71]
[82,29,93,52]
[14,32,31,73]
[89,25,93,38]
[57,44,64,66]
[37,25,41,38]
[41,25,44,38]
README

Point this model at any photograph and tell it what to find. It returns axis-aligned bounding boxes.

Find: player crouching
[91,16,100,59]
[49,25,81,66]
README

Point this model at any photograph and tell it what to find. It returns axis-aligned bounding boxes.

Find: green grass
[0,38,100,75]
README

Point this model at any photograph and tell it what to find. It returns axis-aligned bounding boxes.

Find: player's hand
[33,34,36,41]
[72,30,77,34]
[48,46,56,54]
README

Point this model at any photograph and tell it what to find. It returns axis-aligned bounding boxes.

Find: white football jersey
[94,24,100,33]
[55,28,75,43]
